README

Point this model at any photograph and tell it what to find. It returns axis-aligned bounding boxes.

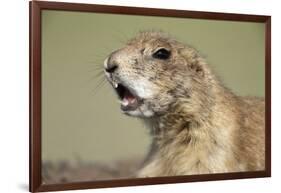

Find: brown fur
[104,31,265,177]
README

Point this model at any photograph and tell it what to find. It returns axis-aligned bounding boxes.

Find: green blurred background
[41,10,265,164]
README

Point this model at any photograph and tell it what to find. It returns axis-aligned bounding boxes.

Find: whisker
[94,71,105,78]
[86,59,104,64]
[86,62,103,66]
[85,62,103,67]
[87,71,105,83]
[87,67,104,73]
[92,77,107,96]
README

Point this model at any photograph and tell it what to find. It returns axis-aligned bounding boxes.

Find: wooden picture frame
[30,0,271,192]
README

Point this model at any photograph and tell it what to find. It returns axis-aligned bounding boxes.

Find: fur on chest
[139,117,244,177]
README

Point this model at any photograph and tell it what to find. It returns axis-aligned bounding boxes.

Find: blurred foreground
[42,158,142,184]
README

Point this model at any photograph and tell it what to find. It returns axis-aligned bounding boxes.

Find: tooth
[121,99,129,106]
[114,83,118,88]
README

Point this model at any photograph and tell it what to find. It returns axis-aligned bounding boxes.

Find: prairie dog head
[104,31,212,118]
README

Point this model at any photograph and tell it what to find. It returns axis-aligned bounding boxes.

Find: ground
[42,158,142,184]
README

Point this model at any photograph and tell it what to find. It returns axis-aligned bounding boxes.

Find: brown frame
[29,0,271,192]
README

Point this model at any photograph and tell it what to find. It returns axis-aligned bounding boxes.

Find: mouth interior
[115,84,139,111]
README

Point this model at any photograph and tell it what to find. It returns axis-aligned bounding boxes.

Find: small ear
[190,62,204,77]
[179,48,205,77]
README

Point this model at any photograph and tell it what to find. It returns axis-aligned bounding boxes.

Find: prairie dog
[104,31,265,177]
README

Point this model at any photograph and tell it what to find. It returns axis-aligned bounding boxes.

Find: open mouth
[113,83,142,111]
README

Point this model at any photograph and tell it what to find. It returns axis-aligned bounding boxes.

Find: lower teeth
[121,98,136,107]
[121,99,129,106]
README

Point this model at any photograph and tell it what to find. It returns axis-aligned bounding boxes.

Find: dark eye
[152,48,171,60]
